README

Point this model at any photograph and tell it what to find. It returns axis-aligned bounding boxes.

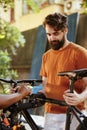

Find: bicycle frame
[0,68,87,130]
[58,68,87,130]
[0,79,43,130]
[0,79,66,130]
[65,78,87,130]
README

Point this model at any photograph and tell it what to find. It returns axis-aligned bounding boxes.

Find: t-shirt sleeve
[40,55,47,77]
[75,47,87,68]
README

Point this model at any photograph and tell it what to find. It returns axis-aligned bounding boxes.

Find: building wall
[12,4,64,31]
[14,0,23,21]
[11,27,37,79]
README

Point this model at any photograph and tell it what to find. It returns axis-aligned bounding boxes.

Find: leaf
[0,18,26,54]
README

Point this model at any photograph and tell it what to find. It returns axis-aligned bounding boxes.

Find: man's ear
[64,28,68,33]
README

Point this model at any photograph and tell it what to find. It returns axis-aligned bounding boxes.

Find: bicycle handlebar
[58,68,87,79]
[17,79,42,84]
[0,78,42,86]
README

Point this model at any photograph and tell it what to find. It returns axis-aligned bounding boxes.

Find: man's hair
[43,12,68,30]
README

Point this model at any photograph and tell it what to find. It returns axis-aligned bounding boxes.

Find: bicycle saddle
[58,68,87,79]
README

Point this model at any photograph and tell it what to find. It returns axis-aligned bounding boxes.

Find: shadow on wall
[11,27,37,79]
[29,25,47,79]
[11,25,48,79]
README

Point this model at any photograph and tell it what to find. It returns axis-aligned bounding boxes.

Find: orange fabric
[40,42,87,114]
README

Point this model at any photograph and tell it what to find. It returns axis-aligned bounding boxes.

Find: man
[40,13,87,130]
[0,85,31,109]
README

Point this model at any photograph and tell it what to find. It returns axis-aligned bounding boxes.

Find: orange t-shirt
[40,42,87,114]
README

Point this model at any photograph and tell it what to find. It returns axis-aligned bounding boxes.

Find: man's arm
[0,85,31,109]
[39,76,47,95]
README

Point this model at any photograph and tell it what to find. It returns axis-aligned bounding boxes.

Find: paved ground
[21,115,45,130]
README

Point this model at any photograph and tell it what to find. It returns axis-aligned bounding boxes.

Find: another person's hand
[16,84,32,99]
[63,89,83,106]
[10,84,32,98]
[0,84,32,109]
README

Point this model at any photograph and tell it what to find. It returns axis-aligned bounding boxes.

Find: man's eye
[47,34,51,36]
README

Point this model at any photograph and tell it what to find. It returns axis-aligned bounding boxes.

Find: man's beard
[49,36,65,50]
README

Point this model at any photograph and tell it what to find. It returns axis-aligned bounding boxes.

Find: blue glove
[32,84,42,94]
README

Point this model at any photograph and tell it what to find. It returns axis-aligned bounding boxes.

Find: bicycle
[0,79,45,130]
[0,68,87,130]
[58,68,87,130]
[37,68,87,130]
[0,78,66,130]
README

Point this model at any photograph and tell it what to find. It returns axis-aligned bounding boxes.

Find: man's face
[49,35,65,50]
[45,25,66,50]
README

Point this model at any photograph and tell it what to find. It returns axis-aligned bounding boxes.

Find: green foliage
[25,0,40,13]
[0,50,18,79]
[0,0,41,13]
[0,0,50,13]
[0,50,18,94]
[0,19,25,54]
[0,0,14,11]
[0,16,26,94]
[0,18,25,54]
[81,0,87,14]
[0,50,11,78]
[25,0,51,13]
[0,0,50,93]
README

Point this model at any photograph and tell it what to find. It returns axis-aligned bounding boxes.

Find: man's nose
[50,35,55,41]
